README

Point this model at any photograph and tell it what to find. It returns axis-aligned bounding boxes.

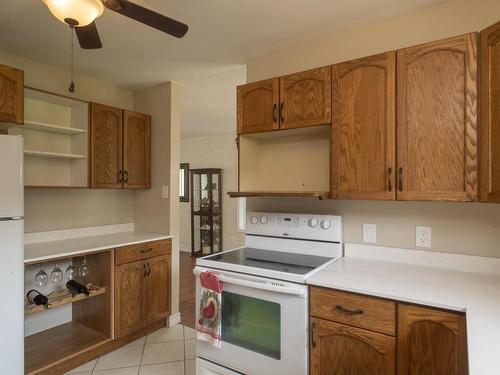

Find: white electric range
[194,212,342,375]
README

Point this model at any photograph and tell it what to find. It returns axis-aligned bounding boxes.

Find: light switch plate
[416,226,432,248]
[162,185,169,199]
[363,224,377,243]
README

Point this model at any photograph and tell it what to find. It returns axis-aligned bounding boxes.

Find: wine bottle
[66,280,90,296]
[26,290,52,309]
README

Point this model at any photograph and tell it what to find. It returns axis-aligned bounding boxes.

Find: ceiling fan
[42,0,189,49]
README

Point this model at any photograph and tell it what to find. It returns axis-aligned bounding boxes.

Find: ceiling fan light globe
[42,0,104,27]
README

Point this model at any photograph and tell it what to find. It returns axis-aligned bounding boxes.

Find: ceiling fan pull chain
[68,26,76,93]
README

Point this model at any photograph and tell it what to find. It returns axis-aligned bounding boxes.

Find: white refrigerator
[0,134,24,374]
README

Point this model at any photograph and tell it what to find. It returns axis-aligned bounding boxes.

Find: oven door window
[221,291,281,359]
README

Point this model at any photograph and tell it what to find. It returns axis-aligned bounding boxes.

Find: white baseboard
[168,312,181,327]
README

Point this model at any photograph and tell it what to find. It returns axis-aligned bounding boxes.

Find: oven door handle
[194,269,306,297]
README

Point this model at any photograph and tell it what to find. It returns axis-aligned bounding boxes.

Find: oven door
[194,267,309,375]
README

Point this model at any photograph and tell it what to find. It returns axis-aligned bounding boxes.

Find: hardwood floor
[180,251,197,328]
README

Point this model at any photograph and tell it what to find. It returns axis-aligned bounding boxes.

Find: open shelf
[25,284,106,316]
[24,150,86,160]
[228,191,330,199]
[22,120,87,135]
[25,321,110,375]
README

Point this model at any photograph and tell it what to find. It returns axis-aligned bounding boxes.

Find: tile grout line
[138,335,147,374]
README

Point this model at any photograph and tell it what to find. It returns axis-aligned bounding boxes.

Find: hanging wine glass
[34,265,48,287]
[79,256,90,279]
[50,264,64,284]
[65,259,78,280]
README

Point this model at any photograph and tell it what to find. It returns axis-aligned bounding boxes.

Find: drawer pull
[335,304,364,316]
[140,248,153,253]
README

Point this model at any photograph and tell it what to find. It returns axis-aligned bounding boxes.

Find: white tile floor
[65,325,196,375]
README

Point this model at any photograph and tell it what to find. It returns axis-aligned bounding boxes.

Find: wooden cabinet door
[90,103,123,188]
[0,64,23,124]
[311,317,395,375]
[398,304,468,375]
[397,34,478,201]
[480,21,500,203]
[237,78,279,134]
[144,255,170,323]
[279,67,331,130]
[332,52,396,199]
[115,260,146,338]
[123,110,151,188]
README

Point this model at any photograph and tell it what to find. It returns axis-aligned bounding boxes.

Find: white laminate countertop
[306,244,500,375]
[24,223,172,263]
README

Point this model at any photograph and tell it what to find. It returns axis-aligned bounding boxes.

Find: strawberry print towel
[197,271,224,348]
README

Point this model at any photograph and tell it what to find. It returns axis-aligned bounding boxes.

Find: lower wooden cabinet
[398,304,468,375]
[311,317,395,375]
[115,241,171,338]
[310,288,468,375]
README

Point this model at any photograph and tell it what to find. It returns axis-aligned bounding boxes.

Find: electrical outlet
[363,224,377,243]
[416,226,432,248]
[162,185,169,199]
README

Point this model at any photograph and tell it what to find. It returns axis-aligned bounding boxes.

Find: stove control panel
[246,212,342,242]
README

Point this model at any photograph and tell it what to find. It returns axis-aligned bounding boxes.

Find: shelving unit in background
[0,87,89,188]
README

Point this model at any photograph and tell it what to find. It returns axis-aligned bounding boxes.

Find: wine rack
[24,284,106,316]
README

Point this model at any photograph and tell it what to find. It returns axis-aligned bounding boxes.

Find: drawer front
[310,286,395,336]
[115,239,171,265]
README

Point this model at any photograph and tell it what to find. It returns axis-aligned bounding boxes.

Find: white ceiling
[0,0,447,138]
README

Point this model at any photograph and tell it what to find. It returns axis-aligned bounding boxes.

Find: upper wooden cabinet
[398,304,468,375]
[123,110,151,189]
[311,317,395,375]
[90,103,123,189]
[332,52,396,200]
[397,33,478,201]
[236,67,331,135]
[90,104,151,189]
[237,78,279,134]
[480,21,500,203]
[279,66,331,130]
[0,64,24,124]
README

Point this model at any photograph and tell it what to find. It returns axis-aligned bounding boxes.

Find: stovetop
[201,247,334,275]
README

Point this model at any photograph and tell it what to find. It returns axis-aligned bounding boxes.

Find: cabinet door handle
[279,102,284,123]
[140,248,153,254]
[311,322,317,348]
[387,167,393,192]
[398,167,404,192]
[272,103,277,123]
[124,170,129,183]
[335,304,364,316]
[118,170,123,183]
[142,263,147,277]
[146,262,151,276]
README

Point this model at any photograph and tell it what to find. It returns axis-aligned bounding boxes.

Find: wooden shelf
[193,210,222,216]
[25,284,106,316]
[228,191,331,199]
[24,150,86,160]
[23,120,87,135]
[25,321,110,375]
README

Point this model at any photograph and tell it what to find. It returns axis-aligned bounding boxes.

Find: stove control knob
[308,218,319,228]
[250,216,258,225]
[320,220,332,230]
[260,216,269,224]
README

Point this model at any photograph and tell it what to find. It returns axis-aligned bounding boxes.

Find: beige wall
[0,50,135,233]
[134,82,181,316]
[246,0,500,258]
[180,134,245,253]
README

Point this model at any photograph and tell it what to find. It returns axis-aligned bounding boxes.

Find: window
[180,163,189,202]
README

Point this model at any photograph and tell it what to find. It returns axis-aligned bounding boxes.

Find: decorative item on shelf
[26,290,52,310]
[190,168,223,257]
[66,280,91,296]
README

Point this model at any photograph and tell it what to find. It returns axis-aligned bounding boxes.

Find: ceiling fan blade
[75,21,103,49]
[102,0,188,38]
